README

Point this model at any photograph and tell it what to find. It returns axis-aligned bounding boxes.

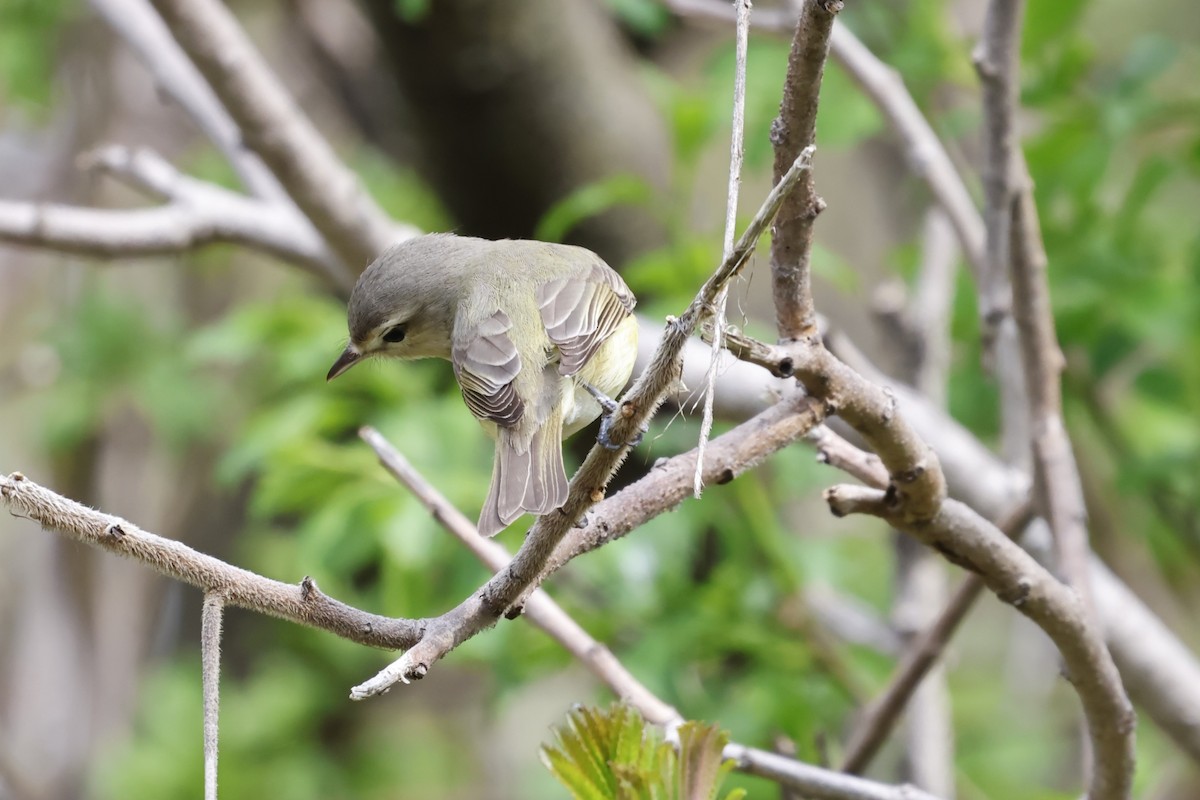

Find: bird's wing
[452,309,524,428]
[537,257,636,377]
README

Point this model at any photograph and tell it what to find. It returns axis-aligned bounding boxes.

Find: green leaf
[542,705,740,800]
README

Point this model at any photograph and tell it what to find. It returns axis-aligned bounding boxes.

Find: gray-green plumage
[328,233,638,536]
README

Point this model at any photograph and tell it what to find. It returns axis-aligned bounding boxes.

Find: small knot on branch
[999,576,1034,607]
[300,575,318,601]
[105,523,125,538]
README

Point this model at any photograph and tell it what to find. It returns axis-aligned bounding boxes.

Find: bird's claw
[586,382,643,451]
[597,412,646,451]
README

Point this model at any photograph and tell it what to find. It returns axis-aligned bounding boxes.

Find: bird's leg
[583,383,645,450]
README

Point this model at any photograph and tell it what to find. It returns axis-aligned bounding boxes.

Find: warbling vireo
[327,233,639,537]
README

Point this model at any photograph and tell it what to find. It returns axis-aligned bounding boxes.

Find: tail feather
[477,414,568,537]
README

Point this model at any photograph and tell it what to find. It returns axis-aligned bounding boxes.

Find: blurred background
[1,0,1198,797]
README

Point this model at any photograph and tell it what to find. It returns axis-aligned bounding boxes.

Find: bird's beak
[326,345,362,381]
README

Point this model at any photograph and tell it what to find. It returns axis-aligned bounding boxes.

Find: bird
[327,233,639,537]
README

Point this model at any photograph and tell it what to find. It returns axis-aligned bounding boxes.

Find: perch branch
[361,428,939,800]
[348,150,815,698]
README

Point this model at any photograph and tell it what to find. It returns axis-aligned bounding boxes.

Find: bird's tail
[477,410,569,537]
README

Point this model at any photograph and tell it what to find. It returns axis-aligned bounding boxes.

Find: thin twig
[695,0,751,499]
[201,593,224,800]
[973,0,1024,357]
[349,150,816,698]
[1009,167,1094,616]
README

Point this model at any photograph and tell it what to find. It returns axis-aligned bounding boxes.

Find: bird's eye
[382,325,407,343]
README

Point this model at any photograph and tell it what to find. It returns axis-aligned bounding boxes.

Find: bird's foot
[586,383,645,451]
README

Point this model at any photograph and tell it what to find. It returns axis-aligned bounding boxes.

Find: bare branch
[147,0,410,270]
[823,489,1134,800]
[667,0,985,277]
[1009,169,1094,615]
[769,0,840,340]
[201,593,224,800]
[0,473,424,650]
[0,148,332,277]
[724,744,943,800]
[697,319,1200,769]
[350,150,816,698]
[361,428,935,800]
[88,0,280,204]
[544,391,825,576]
[974,0,1024,353]
[358,426,682,726]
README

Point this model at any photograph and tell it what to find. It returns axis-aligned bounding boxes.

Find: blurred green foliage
[4,0,1197,797]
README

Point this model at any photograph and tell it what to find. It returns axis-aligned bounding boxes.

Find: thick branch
[148,0,408,271]
[695,321,1200,768]
[0,473,423,649]
[768,0,840,340]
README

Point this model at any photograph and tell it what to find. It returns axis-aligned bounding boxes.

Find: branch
[768,0,840,340]
[973,0,1023,351]
[147,0,410,270]
[349,151,816,698]
[543,390,825,575]
[86,0,350,290]
[87,0,282,205]
[1009,169,1094,614]
[826,489,1133,796]
[358,426,682,726]
[0,147,334,277]
[724,745,943,800]
[974,0,1094,615]
[701,321,1200,769]
[0,473,424,649]
[361,428,938,800]
[666,0,986,276]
